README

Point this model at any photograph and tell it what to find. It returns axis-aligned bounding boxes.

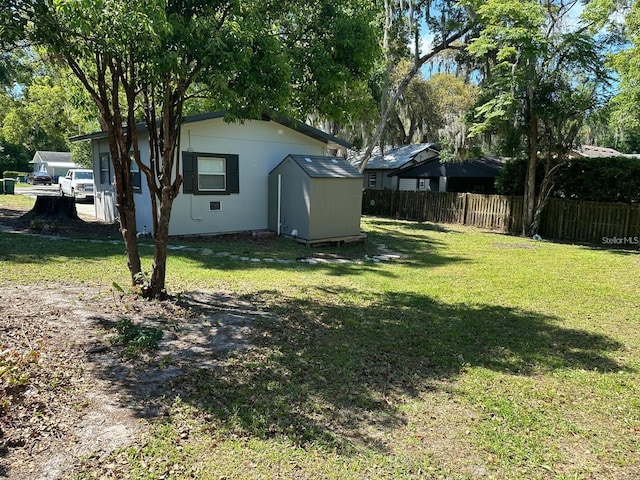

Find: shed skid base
[287,233,367,247]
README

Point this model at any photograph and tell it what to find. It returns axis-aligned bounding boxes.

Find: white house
[72,112,351,236]
[30,151,77,180]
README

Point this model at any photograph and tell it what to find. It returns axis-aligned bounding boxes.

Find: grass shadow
[86,287,630,455]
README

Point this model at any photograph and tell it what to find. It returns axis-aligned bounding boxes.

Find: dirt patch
[0,285,264,479]
[0,207,120,239]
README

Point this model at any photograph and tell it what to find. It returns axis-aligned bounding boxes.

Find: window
[198,156,226,191]
[182,152,239,195]
[130,155,141,192]
[368,172,377,188]
[99,153,111,184]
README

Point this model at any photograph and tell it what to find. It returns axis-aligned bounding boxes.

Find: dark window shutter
[182,152,196,194]
[227,154,239,194]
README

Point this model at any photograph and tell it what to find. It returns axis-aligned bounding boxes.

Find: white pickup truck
[58,169,95,200]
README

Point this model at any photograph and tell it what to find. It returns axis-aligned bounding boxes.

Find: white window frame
[197,156,227,192]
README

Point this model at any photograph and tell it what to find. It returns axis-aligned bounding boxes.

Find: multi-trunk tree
[465,0,611,235]
[2,0,377,297]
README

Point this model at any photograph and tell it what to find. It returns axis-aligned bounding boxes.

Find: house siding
[169,118,326,236]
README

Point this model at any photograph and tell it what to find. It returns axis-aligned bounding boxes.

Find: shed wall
[308,177,362,240]
[269,157,312,239]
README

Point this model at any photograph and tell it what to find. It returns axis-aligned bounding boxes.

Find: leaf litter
[0,285,262,479]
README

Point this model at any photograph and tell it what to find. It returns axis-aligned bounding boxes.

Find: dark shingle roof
[286,155,363,178]
[397,157,505,178]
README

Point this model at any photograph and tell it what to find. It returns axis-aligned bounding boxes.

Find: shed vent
[209,201,222,211]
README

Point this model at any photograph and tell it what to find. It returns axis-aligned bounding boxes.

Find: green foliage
[497,155,640,202]
[608,1,640,154]
[29,217,44,232]
[2,170,26,178]
[554,156,640,203]
[111,318,163,359]
[70,140,92,167]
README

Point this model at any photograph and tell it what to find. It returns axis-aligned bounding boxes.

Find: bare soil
[0,203,264,479]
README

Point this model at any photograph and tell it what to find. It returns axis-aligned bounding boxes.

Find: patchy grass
[2,216,639,479]
[0,194,35,210]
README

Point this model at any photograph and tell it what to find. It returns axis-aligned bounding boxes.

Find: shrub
[496,156,640,202]
[111,318,163,359]
[2,171,27,179]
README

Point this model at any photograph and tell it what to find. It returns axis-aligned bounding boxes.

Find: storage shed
[268,155,364,244]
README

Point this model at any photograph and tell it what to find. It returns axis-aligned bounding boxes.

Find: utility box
[268,155,364,244]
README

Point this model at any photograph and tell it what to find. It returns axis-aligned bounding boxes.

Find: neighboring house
[30,151,77,181]
[358,143,503,193]
[358,143,440,191]
[395,157,505,194]
[72,111,353,237]
[268,154,363,243]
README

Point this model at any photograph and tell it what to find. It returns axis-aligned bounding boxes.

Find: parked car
[31,171,53,185]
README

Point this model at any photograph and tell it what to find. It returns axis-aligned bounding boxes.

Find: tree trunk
[148,186,174,298]
[358,26,472,173]
[523,112,538,236]
[31,196,78,219]
[530,160,564,235]
[117,205,142,286]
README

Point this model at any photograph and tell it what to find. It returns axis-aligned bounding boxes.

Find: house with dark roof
[30,151,77,180]
[359,143,440,190]
[395,156,505,193]
[359,143,504,193]
[73,111,354,237]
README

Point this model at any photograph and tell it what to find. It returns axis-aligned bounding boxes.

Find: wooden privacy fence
[362,189,640,245]
[541,198,640,244]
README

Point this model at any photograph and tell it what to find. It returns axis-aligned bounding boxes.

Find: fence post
[462,193,469,225]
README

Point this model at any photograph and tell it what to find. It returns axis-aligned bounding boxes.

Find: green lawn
[1,215,638,479]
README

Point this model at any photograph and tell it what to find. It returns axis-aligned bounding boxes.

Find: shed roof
[30,151,73,164]
[363,143,439,170]
[69,111,352,149]
[396,157,504,178]
[278,155,363,178]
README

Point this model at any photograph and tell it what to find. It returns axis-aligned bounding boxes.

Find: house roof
[573,145,626,158]
[30,151,73,164]
[278,155,363,178]
[69,111,352,149]
[396,157,505,178]
[362,143,439,170]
